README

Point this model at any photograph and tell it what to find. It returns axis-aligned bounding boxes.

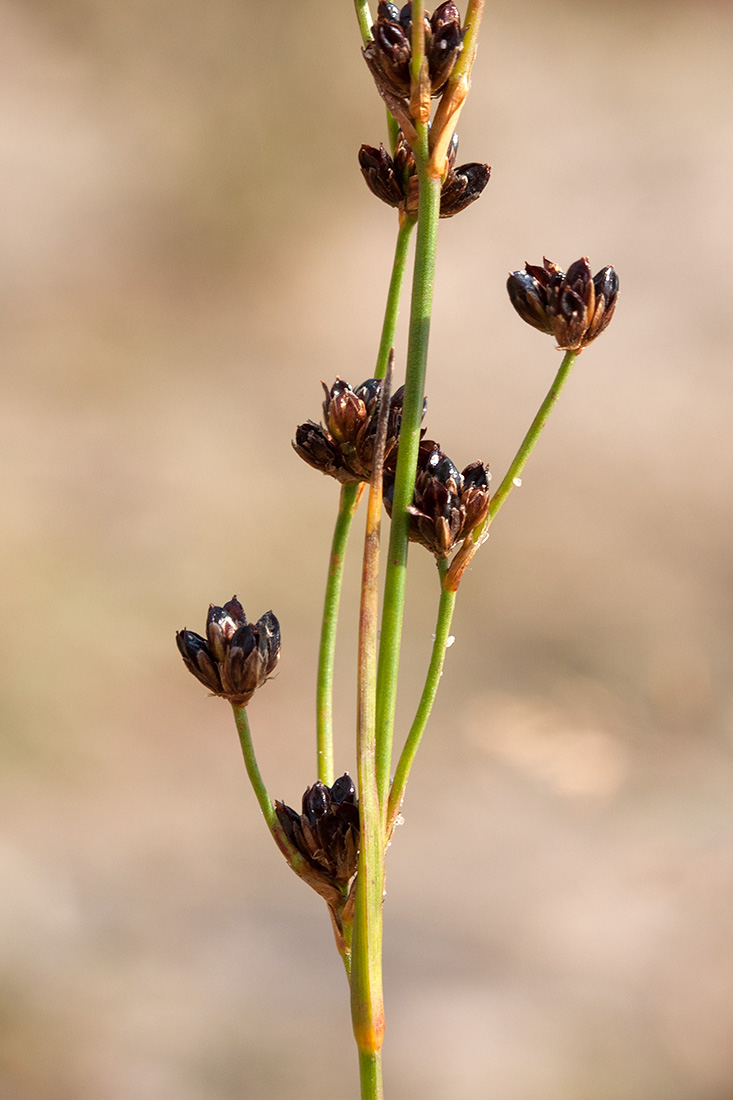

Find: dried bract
[275,774,360,897]
[384,440,491,558]
[507,257,619,351]
[176,598,280,705]
[293,377,419,484]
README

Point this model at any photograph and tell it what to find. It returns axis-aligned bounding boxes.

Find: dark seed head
[176,602,280,706]
[507,257,619,351]
[275,773,360,896]
[384,440,491,558]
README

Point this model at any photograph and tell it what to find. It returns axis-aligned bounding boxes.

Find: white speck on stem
[446,636,455,648]
[513,477,522,487]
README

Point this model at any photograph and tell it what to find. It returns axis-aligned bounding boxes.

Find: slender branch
[231,703,309,874]
[375,125,442,810]
[375,215,416,380]
[317,481,365,786]
[444,350,580,592]
[386,111,400,156]
[231,703,279,832]
[354,0,373,45]
[451,0,486,88]
[386,558,456,835]
[488,350,579,524]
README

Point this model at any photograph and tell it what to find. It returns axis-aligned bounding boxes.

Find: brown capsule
[384,440,490,558]
[358,143,405,208]
[507,257,619,351]
[427,1,463,93]
[176,629,223,695]
[439,162,491,217]
[294,377,421,484]
[371,13,412,98]
[292,420,354,483]
[364,0,464,128]
[176,602,280,706]
[275,774,360,895]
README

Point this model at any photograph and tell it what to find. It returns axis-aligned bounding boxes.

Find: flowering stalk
[445,349,579,591]
[354,0,373,46]
[317,481,364,786]
[387,557,456,833]
[230,703,313,880]
[488,350,579,523]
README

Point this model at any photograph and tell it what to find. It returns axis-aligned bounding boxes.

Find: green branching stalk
[445,350,580,592]
[354,0,373,46]
[488,350,579,524]
[386,558,456,834]
[386,109,400,155]
[231,703,305,873]
[375,216,416,380]
[231,702,279,831]
[317,482,364,786]
[375,131,441,809]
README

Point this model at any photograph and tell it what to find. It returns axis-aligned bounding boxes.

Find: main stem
[351,371,391,1095]
[359,1051,384,1100]
[375,132,441,809]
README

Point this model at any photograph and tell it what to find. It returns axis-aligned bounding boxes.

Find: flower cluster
[363,1,464,105]
[359,130,490,219]
[275,775,360,896]
[384,439,491,558]
[507,257,619,352]
[293,377,419,484]
[176,598,280,705]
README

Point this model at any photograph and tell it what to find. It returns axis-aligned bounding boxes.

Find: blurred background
[2,0,733,1097]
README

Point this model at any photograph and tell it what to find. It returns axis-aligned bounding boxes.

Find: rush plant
[175,3,619,1097]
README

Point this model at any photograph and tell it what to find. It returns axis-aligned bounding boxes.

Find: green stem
[386,109,399,155]
[354,0,373,45]
[375,128,441,809]
[317,482,364,786]
[487,350,579,527]
[375,216,415,380]
[359,1050,384,1100]
[231,702,310,871]
[409,0,427,87]
[451,0,485,85]
[386,559,456,834]
[231,703,279,833]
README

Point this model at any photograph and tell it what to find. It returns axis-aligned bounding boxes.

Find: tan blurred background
[2,0,733,1097]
